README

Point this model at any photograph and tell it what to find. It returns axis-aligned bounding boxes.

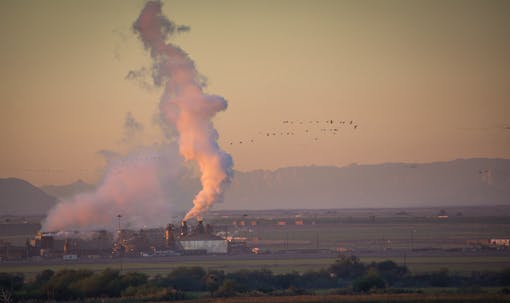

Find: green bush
[368,260,408,286]
[162,266,206,291]
[499,287,510,294]
[456,285,487,294]
[122,284,185,300]
[429,268,451,287]
[328,255,366,280]
[0,272,24,291]
[45,269,93,300]
[352,274,386,293]
[214,279,241,297]
[204,270,225,296]
[226,269,274,292]
[300,269,336,289]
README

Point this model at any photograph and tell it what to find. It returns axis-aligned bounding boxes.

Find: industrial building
[179,220,228,254]
[28,231,113,258]
[23,220,247,259]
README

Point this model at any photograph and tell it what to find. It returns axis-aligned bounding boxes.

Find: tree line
[1,256,509,302]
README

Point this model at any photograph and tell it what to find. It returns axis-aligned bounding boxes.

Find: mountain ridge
[220,158,510,209]
[0,178,57,215]
[40,179,95,201]
[3,158,509,215]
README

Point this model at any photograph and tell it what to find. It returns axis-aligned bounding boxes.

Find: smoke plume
[133,1,233,221]
[121,112,144,144]
[42,143,195,231]
[42,1,231,231]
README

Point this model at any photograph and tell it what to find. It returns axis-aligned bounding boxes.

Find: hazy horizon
[33,156,510,187]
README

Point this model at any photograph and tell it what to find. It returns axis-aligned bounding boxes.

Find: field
[171,294,510,303]
[212,207,510,253]
[2,251,510,281]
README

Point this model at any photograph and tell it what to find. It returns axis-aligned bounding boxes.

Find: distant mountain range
[1,158,509,215]
[40,179,95,201]
[0,178,57,215]
[220,158,510,210]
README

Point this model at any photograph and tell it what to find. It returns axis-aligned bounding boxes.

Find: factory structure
[176,220,228,254]
[24,220,247,259]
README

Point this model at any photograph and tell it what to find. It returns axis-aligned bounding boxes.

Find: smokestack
[205,223,213,234]
[180,221,188,237]
[133,0,233,221]
[64,239,70,254]
[165,224,175,249]
[197,220,205,234]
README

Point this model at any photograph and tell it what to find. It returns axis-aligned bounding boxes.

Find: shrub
[300,269,336,289]
[368,260,408,286]
[352,274,385,293]
[0,273,24,291]
[499,287,510,294]
[214,279,240,297]
[226,269,274,292]
[122,284,185,300]
[163,267,206,291]
[456,285,487,294]
[429,268,451,287]
[204,270,225,296]
[45,269,93,300]
[274,271,301,289]
[328,255,366,280]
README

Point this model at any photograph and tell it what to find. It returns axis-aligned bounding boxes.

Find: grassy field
[170,293,510,303]
[243,219,510,251]
[3,254,510,280]
[360,255,510,273]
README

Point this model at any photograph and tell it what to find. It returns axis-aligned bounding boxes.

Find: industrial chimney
[197,220,205,234]
[180,221,188,237]
[165,224,175,249]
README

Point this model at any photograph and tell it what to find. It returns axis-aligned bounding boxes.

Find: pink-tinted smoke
[133,1,233,221]
[42,145,191,231]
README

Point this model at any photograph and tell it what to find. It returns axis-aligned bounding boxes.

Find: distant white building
[62,254,78,260]
[179,233,228,254]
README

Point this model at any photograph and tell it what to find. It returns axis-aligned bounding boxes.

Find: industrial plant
[22,220,248,260]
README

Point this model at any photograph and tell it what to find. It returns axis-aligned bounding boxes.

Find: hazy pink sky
[1,0,509,186]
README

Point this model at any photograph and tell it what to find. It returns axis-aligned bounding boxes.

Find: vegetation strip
[1,256,509,302]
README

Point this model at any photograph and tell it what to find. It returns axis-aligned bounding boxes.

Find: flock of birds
[226,119,359,146]
[103,119,361,172]
[15,119,361,175]
[17,121,510,175]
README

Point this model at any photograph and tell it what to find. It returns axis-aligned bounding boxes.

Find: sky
[1,0,509,186]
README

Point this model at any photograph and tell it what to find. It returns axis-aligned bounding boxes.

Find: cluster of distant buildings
[232,218,306,227]
[1,217,509,261]
[1,220,250,261]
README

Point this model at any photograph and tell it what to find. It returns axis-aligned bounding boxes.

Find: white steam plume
[133,1,233,221]
[41,1,230,231]
[121,111,144,144]
[42,144,197,231]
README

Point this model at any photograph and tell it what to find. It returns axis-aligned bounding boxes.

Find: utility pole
[119,245,124,273]
[410,229,415,251]
[5,219,10,260]
[117,214,122,231]
[117,214,123,273]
